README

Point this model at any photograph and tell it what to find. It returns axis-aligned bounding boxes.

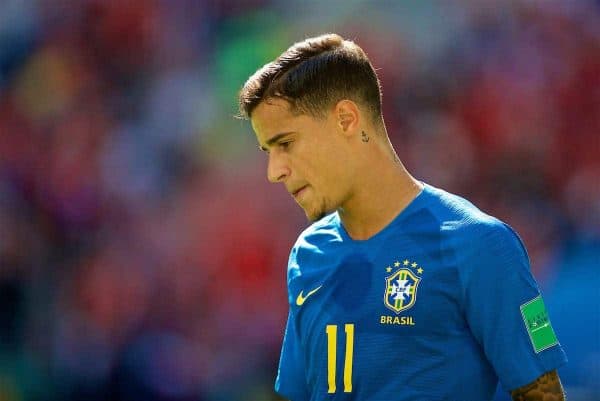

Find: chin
[300,196,335,222]
[306,211,328,222]
[304,203,333,222]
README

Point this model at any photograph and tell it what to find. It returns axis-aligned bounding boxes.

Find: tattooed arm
[510,370,566,401]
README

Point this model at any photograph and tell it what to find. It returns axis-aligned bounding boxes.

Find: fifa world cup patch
[520,295,559,353]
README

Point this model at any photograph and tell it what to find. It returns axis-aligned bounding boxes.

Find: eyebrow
[259,132,295,152]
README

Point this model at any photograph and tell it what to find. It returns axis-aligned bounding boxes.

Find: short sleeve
[275,311,309,401]
[461,222,567,391]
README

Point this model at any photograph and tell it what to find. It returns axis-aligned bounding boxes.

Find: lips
[292,185,308,198]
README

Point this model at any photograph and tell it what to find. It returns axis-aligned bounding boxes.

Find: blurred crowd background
[0,1,598,400]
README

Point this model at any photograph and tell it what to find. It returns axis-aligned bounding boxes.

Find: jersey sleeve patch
[520,295,559,353]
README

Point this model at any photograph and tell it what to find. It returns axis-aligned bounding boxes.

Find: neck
[337,139,423,240]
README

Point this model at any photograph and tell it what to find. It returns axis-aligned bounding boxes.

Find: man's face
[251,98,353,221]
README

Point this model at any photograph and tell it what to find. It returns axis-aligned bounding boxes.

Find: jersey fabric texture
[275,183,567,401]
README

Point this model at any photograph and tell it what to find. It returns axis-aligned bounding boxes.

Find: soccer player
[238,34,567,401]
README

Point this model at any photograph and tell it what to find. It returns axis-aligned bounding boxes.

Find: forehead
[250,98,300,136]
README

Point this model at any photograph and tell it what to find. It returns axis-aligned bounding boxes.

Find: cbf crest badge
[384,267,421,314]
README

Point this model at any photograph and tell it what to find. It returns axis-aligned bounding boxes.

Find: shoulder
[414,184,530,275]
[424,184,525,253]
[423,185,533,294]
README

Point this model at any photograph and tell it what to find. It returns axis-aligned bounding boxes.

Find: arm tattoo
[510,370,566,401]
[361,130,370,142]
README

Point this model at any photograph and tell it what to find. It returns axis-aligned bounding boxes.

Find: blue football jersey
[275,183,567,401]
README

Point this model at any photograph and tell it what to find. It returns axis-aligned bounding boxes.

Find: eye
[279,141,293,150]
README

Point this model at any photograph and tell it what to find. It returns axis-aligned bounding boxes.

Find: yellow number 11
[325,323,354,393]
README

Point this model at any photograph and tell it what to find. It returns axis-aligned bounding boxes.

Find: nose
[267,152,290,183]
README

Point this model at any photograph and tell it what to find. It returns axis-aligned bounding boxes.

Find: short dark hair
[238,33,382,121]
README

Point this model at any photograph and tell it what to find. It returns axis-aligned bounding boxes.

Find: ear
[334,100,360,134]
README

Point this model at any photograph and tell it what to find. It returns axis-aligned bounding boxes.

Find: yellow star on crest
[411,262,417,268]
[386,266,392,272]
[417,267,424,274]
[394,261,400,267]
[403,260,409,266]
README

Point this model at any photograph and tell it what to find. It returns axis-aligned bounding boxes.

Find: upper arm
[510,370,566,401]
[460,222,567,390]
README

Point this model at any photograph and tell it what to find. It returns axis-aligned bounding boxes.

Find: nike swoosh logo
[296,285,323,306]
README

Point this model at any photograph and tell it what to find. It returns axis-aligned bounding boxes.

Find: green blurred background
[0,1,598,400]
